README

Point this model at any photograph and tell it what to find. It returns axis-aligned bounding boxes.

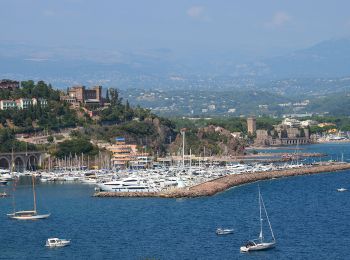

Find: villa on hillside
[60,85,106,107]
[0,98,47,110]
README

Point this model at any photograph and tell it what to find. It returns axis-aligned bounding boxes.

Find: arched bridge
[0,151,43,172]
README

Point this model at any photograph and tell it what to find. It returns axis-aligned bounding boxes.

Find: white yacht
[337,188,347,192]
[216,228,234,235]
[0,171,13,181]
[45,238,70,248]
[97,177,157,192]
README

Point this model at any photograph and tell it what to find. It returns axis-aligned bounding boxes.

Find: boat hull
[216,229,234,235]
[7,211,50,220]
[46,241,70,248]
[240,242,276,252]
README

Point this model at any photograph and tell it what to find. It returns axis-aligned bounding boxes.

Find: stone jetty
[93,162,350,199]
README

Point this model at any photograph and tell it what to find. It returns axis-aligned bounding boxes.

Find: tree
[55,138,98,158]
[105,88,110,102]
[109,88,122,107]
[47,135,54,143]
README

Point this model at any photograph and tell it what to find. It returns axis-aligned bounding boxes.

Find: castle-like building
[60,85,103,107]
[248,117,312,146]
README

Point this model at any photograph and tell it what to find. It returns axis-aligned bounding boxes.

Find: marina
[94,162,350,198]
[1,143,350,259]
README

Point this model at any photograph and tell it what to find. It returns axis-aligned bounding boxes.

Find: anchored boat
[7,175,50,220]
[216,228,234,235]
[337,188,347,192]
[45,238,70,248]
[240,187,276,253]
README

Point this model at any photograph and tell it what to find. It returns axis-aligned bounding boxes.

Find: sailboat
[240,187,276,252]
[7,174,50,220]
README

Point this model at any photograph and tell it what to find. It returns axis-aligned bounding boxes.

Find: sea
[1,143,350,259]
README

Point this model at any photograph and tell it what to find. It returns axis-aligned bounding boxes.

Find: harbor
[1,142,350,259]
[94,162,350,198]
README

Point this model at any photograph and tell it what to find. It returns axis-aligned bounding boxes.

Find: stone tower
[247,116,256,135]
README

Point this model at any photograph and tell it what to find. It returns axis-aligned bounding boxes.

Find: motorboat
[0,179,8,185]
[97,177,158,192]
[216,228,234,235]
[0,173,13,181]
[337,188,347,192]
[0,192,8,197]
[240,186,276,253]
[45,238,70,248]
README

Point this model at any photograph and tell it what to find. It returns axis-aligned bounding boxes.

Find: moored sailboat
[240,187,276,252]
[7,175,50,220]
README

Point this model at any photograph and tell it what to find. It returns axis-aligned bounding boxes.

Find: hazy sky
[1,0,350,57]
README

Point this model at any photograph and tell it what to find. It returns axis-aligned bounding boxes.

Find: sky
[1,0,350,59]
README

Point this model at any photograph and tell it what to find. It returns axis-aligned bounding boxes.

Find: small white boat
[0,192,8,197]
[216,228,234,235]
[337,188,347,192]
[45,238,70,248]
[0,180,8,185]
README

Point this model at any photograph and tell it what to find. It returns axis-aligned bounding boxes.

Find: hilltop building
[0,79,19,90]
[60,85,103,106]
[247,117,256,135]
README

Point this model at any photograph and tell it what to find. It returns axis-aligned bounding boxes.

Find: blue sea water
[1,143,350,259]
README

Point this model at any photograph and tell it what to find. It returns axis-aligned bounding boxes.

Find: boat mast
[260,194,275,242]
[183,131,185,168]
[32,174,37,213]
[258,186,263,243]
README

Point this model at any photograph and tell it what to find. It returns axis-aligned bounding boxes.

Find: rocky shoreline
[93,162,350,198]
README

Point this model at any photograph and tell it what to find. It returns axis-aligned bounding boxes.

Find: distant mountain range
[253,38,350,78]
[1,38,350,87]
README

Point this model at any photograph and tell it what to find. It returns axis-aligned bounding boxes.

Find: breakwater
[94,162,350,198]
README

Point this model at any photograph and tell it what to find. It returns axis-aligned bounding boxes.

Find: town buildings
[106,137,152,169]
[254,117,311,146]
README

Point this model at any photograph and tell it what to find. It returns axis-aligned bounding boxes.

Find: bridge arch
[0,157,10,170]
[14,156,25,172]
[26,154,39,171]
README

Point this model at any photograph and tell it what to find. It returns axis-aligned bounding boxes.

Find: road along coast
[93,162,350,198]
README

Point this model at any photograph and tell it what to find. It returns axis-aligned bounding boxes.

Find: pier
[94,162,350,198]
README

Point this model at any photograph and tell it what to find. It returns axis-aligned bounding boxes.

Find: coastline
[94,162,350,198]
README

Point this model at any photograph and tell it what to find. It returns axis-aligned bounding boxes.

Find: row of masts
[44,152,112,171]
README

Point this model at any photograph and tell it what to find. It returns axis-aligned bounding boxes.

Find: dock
[93,162,350,198]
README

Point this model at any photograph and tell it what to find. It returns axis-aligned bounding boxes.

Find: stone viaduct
[0,151,43,172]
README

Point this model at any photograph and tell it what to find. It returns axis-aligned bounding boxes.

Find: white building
[0,98,47,110]
[282,118,301,128]
[301,120,319,127]
[0,100,17,110]
[208,104,216,111]
[17,98,34,109]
